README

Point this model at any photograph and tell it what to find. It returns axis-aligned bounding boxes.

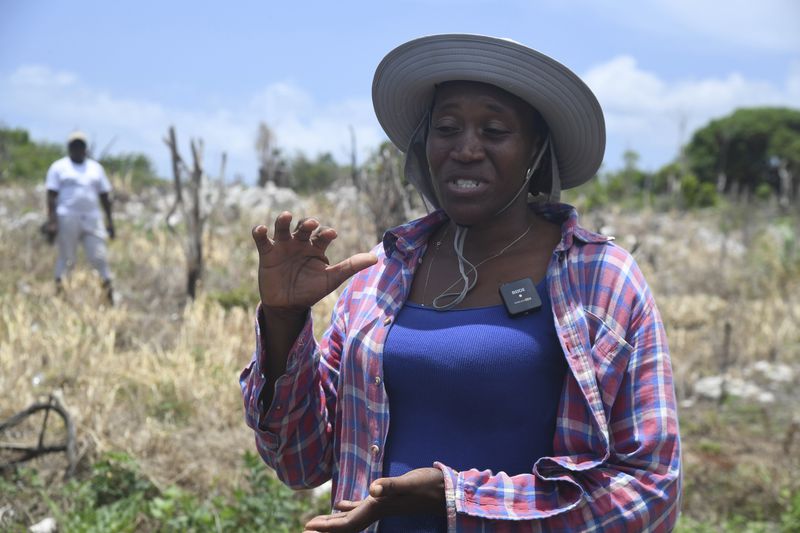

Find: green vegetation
[0,127,63,185]
[0,452,328,532]
[688,107,800,199]
[100,152,163,190]
[289,151,346,193]
[0,126,162,189]
[567,107,800,211]
[2,107,799,531]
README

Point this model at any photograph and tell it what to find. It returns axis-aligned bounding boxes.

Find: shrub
[0,452,328,532]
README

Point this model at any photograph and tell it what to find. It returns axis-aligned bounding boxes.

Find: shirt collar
[382,203,612,258]
[382,209,448,258]
[531,202,613,251]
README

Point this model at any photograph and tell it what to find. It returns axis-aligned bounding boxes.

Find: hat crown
[67,130,88,144]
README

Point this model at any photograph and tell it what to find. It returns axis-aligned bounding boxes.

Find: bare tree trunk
[716,171,727,194]
[349,125,360,189]
[186,139,204,299]
[357,143,414,242]
[165,126,184,224]
[163,126,225,300]
[777,159,792,209]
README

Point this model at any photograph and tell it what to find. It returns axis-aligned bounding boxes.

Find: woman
[241,34,681,532]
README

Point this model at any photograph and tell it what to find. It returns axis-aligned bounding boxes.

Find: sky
[1,0,798,182]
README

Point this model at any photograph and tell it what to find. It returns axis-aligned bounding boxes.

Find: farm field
[1,180,799,532]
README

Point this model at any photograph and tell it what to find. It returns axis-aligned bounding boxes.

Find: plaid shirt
[240,203,681,532]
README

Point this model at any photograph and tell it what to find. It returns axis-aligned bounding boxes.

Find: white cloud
[569,0,800,54]
[10,65,78,87]
[653,0,800,53]
[2,58,798,180]
[584,56,800,169]
[0,65,382,181]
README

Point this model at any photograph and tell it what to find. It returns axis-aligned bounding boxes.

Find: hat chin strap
[492,134,551,218]
[547,138,561,203]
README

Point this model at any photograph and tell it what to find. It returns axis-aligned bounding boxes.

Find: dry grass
[1,182,799,526]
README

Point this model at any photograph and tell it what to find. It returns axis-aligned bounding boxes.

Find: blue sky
[1,0,798,182]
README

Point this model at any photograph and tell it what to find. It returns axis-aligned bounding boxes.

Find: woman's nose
[450,130,485,162]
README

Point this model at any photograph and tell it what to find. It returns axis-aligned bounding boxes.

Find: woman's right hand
[251,212,378,314]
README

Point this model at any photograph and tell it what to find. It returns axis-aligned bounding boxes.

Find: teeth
[454,179,480,189]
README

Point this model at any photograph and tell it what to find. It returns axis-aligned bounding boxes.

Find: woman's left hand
[303,467,446,533]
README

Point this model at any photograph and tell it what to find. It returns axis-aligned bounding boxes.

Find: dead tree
[255,121,289,188]
[164,126,226,299]
[358,141,415,242]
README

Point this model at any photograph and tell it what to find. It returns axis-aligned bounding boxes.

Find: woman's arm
[240,212,376,489]
[240,295,349,489]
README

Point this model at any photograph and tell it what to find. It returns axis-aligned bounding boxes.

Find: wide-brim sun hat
[372,33,605,192]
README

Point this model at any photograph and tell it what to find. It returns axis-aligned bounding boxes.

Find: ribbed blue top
[379,279,566,532]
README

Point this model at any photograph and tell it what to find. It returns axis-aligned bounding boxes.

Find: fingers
[304,512,350,532]
[333,499,359,511]
[369,468,444,499]
[251,224,274,256]
[266,212,324,244]
[304,499,378,533]
[310,226,337,253]
[326,252,379,290]
[369,477,393,498]
[273,211,293,241]
[293,217,320,242]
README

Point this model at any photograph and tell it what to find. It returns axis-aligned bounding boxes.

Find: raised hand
[252,211,378,313]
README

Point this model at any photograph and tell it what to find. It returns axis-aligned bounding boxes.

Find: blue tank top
[379,279,567,532]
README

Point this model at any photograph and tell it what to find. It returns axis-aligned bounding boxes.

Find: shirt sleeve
[434,267,681,531]
[45,161,60,191]
[96,162,112,194]
[239,292,349,489]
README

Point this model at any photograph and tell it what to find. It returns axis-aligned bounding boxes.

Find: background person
[44,131,115,304]
[241,34,680,532]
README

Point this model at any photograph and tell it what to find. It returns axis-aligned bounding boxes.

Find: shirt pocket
[586,312,633,413]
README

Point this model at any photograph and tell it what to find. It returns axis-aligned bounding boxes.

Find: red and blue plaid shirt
[240,203,681,532]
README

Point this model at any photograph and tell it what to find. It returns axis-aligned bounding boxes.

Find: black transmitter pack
[499,278,542,317]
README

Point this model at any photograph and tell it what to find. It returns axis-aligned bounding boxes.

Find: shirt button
[383,317,392,326]
[374,376,381,385]
[370,444,380,455]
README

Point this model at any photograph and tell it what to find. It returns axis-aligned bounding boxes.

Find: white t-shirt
[45,157,112,216]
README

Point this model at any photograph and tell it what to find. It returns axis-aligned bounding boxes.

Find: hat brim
[372,34,605,190]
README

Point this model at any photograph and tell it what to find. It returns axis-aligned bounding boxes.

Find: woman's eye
[434,125,458,135]
[484,127,510,136]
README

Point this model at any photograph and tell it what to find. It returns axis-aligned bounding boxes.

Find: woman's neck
[444,206,535,259]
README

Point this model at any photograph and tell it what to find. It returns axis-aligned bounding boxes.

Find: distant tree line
[0,126,162,189]
[0,127,63,185]
[4,106,798,211]
[688,107,800,205]
[574,106,800,210]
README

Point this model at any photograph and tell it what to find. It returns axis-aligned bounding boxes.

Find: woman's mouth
[444,177,488,195]
[454,178,480,189]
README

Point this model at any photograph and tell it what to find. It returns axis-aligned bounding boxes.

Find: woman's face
[426,81,540,226]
